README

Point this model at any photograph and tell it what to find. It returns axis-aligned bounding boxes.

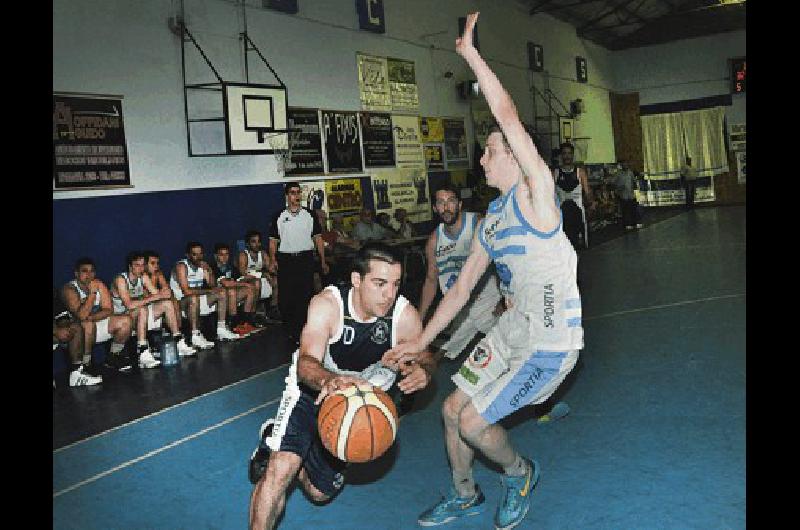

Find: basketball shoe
[494,458,540,530]
[248,419,275,484]
[69,365,103,387]
[417,485,486,526]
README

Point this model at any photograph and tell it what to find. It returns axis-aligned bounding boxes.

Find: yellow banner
[419,117,444,143]
[372,167,431,222]
[325,178,363,213]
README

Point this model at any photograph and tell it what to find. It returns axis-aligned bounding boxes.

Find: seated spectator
[318,211,359,251]
[211,242,260,337]
[237,230,278,324]
[391,208,414,239]
[62,257,134,373]
[169,241,241,349]
[352,208,391,242]
[376,212,398,237]
[112,251,196,366]
[54,288,102,387]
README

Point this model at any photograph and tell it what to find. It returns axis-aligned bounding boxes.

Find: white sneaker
[69,365,103,387]
[191,331,215,350]
[177,337,197,356]
[216,326,241,341]
[138,348,161,369]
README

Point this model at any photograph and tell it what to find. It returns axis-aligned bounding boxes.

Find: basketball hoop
[267,134,291,175]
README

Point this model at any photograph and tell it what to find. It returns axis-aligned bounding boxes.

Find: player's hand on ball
[315,375,366,405]
[397,361,431,394]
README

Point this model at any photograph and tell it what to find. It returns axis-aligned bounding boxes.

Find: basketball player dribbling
[248,243,438,530]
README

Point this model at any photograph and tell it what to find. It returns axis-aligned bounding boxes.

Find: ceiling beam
[577,0,640,32]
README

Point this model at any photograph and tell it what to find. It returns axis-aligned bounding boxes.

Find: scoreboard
[731,57,746,94]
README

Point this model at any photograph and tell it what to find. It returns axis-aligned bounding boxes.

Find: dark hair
[559,142,574,153]
[213,242,230,254]
[185,241,203,254]
[245,230,261,240]
[351,243,402,276]
[126,250,145,268]
[488,122,537,151]
[143,250,160,261]
[434,181,460,200]
[74,257,95,272]
[284,182,300,194]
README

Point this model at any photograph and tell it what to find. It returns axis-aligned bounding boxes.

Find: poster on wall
[419,117,444,143]
[360,112,395,168]
[644,176,715,206]
[372,168,432,222]
[392,114,425,169]
[299,180,329,212]
[729,123,746,152]
[471,105,494,149]
[388,58,419,113]
[424,144,445,170]
[285,108,324,175]
[736,151,746,184]
[321,110,363,173]
[53,93,131,189]
[326,178,364,232]
[443,118,469,169]
[357,53,392,112]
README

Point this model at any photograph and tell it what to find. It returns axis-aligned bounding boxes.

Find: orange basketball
[317,382,399,463]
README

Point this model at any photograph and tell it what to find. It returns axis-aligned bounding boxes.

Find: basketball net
[267,134,291,175]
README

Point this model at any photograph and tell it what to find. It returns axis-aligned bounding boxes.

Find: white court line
[584,293,745,322]
[54,365,288,454]
[53,397,280,499]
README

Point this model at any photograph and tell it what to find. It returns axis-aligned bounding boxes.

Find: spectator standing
[613,160,643,230]
[680,156,698,209]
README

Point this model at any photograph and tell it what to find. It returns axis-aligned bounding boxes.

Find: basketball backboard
[223,82,288,154]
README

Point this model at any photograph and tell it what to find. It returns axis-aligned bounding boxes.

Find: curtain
[680,107,729,175]
[641,112,685,179]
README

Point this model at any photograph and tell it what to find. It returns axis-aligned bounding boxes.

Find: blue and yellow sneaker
[495,458,540,530]
[418,485,486,526]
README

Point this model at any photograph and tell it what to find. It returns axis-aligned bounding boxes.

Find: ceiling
[518,0,746,50]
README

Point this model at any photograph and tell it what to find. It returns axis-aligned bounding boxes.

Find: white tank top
[169,259,205,299]
[435,212,502,307]
[478,184,583,351]
[112,272,144,314]
[245,249,264,273]
[69,280,102,314]
[554,167,584,208]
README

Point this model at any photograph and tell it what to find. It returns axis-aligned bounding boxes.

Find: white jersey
[244,249,265,274]
[435,211,502,303]
[169,259,205,300]
[478,184,583,352]
[112,272,144,314]
[69,280,102,315]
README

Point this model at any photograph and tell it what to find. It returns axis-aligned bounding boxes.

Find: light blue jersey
[435,211,479,293]
[478,185,583,352]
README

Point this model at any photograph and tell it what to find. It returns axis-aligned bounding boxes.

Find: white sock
[110,342,124,354]
[503,455,528,477]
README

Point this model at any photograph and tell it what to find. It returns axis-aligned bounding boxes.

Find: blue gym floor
[53,206,746,529]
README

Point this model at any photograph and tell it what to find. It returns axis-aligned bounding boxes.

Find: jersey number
[342,325,356,345]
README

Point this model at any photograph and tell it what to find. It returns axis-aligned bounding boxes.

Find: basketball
[317,382,399,463]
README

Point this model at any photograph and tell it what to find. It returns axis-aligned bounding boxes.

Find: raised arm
[417,232,440,321]
[457,12,560,231]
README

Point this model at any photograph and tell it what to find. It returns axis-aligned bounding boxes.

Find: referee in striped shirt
[269,182,329,344]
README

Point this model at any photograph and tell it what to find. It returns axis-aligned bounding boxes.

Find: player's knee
[458,409,486,442]
[54,326,73,343]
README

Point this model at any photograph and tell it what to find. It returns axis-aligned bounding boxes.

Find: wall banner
[735,151,746,184]
[424,144,445,171]
[326,178,364,213]
[53,94,131,189]
[286,108,324,175]
[392,114,425,169]
[388,58,419,113]
[419,117,444,143]
[360,112,395,168]
[443,118,469,169]
[357,53,392,112]
[321,110,363,173]
[372,167,431,222]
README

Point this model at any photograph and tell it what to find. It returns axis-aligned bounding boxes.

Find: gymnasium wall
[53,0,618,285]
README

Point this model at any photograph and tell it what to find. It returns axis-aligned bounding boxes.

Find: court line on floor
[53,397,280,499]
[54,365,286,454]
[584,293,745,322]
